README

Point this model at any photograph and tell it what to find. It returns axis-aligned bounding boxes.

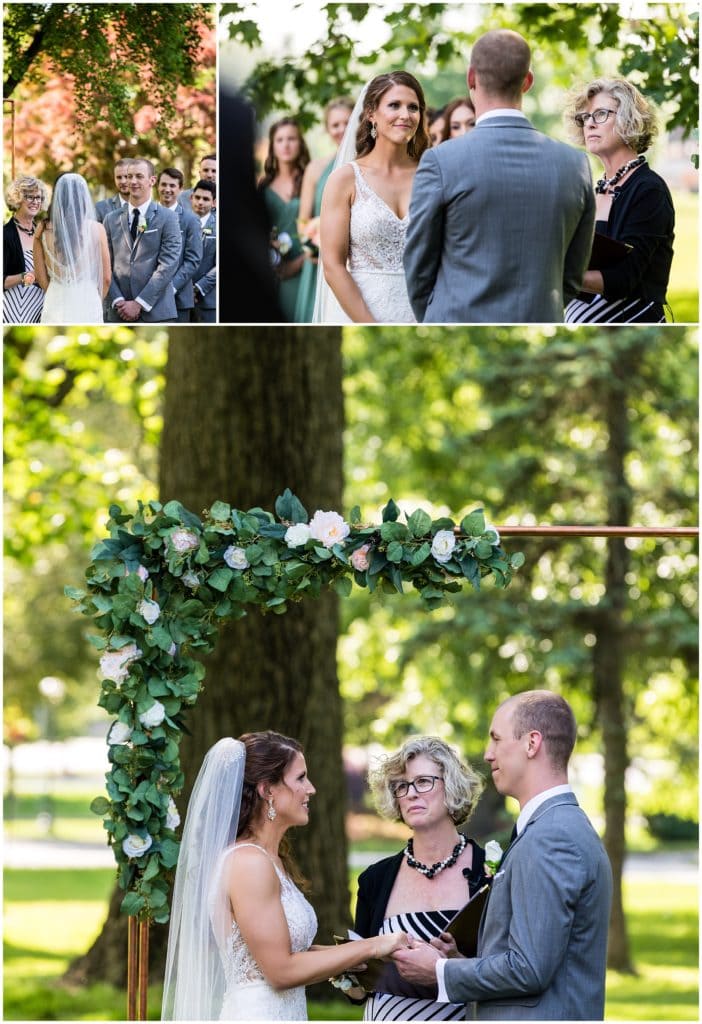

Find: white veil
[161,738,246,1021]
[45,173,102,291]
[312,83,369,324]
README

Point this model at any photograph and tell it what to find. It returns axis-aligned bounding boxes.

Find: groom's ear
[521,70,534,95]
[467,66,476,91]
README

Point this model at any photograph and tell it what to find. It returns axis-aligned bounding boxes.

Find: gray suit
[170,203,203,321]
[444,793,612,1019]
[192,211,216,322]
[403,116,595,323]
[104,201,182,322]
[95,194,125,224]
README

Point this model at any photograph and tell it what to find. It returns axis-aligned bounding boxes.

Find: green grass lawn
[667,189,698,323]
[3,866,698,1021]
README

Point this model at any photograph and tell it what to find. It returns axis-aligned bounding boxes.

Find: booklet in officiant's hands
[442,882,490,957]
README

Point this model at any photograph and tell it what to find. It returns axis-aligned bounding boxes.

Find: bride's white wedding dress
[219,843,318,1021]
[315,161,416,324]
[40,226,103,323]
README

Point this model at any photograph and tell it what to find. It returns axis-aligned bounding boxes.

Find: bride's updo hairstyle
[357,71,430,161]
[259,117,311,194]
[237,730,310,889]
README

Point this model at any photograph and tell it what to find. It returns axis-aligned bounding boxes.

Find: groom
[403,30,595,323]
[104,158,182,323]
[394,690,612,1019]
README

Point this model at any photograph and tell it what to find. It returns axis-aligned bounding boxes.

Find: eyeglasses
[574,108,618,128]
[392,775,443,799]
[23,195,42,203]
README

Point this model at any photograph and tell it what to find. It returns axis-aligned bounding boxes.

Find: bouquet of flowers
[270,225,294,268]
[297,216,320,260]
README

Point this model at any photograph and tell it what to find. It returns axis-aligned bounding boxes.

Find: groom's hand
[117,299,142,321]
[393,935,442,985]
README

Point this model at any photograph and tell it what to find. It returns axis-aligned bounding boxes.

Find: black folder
[588,232,633,270]
[444,883,490,956]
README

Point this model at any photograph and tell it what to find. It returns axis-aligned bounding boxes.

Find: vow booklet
[588,232,633,270]
[443,882,490,957]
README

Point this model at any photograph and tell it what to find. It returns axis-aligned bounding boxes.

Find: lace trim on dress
[348,162,410,275]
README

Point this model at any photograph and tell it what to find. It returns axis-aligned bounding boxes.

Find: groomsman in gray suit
[395,690,612,1020]
[190,179,216,322]
[157,167,203,323]
[95,159,132,223]
[103,158,182,323]
[403,30,595,323]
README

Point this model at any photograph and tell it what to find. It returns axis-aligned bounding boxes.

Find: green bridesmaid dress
[263,187,303,322]
[293,158,335,323]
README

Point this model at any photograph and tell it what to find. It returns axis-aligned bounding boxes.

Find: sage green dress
[294,158,335,323]
[263,187,302,322]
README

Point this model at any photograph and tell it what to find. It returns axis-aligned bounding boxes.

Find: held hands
[115,299,142,321]
[430,931,463,959]
[374,930,411,959]
[393,933,443,985]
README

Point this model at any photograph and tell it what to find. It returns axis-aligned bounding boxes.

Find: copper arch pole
[127,916,138,1020]
[492,525,698,538]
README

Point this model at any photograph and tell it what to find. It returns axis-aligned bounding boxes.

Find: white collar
[128,199,152,219]
[476,108,529,126]
[517,784,573,834]
[200,212,211,228]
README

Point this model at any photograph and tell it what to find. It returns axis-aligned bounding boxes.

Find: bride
[162,732,409,1020]
[33,172,110,323]
[314,71,429,323]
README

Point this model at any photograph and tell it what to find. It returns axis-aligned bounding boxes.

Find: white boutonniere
[138,215,148,233]
[484,839,504,877]
[202,227,213,236]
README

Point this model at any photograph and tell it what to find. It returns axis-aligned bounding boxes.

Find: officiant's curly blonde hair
[369,735,484,825]
[566,78,658,154]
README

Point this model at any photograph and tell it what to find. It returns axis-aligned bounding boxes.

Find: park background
[221,0,699,322]
[3,324,698,1020]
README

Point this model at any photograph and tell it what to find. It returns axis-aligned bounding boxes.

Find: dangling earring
[370,122,377,140]
[267,796,277,821]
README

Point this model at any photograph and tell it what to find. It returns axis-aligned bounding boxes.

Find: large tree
[66,327,350,1003]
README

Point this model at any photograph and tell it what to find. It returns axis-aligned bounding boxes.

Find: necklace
[596,154,645,195]
[405,833,467,879]
[13,218,35,236]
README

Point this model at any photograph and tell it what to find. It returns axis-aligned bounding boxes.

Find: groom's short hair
[470,30,531,100]
[509,690,576,770]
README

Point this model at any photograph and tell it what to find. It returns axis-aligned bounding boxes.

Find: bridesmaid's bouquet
[298,216,320,260]
[270,225,293,268]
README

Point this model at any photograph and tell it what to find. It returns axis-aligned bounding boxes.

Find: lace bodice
[222,844,318,988]
[348,162,409,274]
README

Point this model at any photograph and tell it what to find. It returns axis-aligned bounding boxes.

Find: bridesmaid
[440,96,476,141]
[259,117,310,322]
[294,97,353,322]
[3,175,49,323]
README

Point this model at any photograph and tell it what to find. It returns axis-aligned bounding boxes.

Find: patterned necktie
[130,207,139,241]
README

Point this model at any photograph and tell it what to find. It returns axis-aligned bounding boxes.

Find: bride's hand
[374,931,410,958]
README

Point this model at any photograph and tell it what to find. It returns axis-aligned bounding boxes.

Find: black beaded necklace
[405,833,467,879]
[595,154,645,195]
[13,218,35,236]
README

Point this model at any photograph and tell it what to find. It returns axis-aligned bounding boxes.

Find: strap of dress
[226,842,284,877]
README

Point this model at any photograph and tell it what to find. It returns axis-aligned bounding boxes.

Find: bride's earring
[267,796,277,821]
[370,122,377,140]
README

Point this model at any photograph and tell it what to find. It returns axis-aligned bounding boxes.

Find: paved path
[4,837,698,881]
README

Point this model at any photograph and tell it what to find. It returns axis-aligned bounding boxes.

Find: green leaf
[209,500,232,521]
[120,891,146,916]
[410,542,432,567]
[461,509,486,536]
[386,541,404,563]
[90,796,111,816]
[64,585,86,600]
[511,551,526,568]
[381,498,400,522]
[208,566,234,592]
[380,521,408,542]
[333,575,353,597]
[159,837,180,868]
[407,509,432,537]
[475,540,493,559]
[313,546,332,560]
[350,505,362,524]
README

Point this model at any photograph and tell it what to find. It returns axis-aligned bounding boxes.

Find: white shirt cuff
[136,296,152,312]
[435,957,451,1002]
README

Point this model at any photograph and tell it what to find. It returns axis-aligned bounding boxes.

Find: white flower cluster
[98,642,143,684]
[122,833,153,859]
[107,721,133,745]
[169,528,200,554]
[139,700,166,729]
[138,598,161,624]
[223,545,249,570]
[166,796,180,830]
[284,510,350,550]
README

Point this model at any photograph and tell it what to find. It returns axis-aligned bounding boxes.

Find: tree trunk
[66,326,349,1003]
[593,339,636,974]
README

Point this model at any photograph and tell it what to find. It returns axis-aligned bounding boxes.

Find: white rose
[308,510,350,549]
[484,524,501,546]
[139,700,166,729]
[107,721,133,745]
[485,839,503,864]
[169,528,200,553]
[138,598,161,624]
[182,570,200,589]
[223,545,249,570]
[122,833,153,859]
[431,529,456,563]
[166,797,181,830]
[285,523,311,548]
[135,565,149,581]
[98,642,142,684]
[167,642,177,656]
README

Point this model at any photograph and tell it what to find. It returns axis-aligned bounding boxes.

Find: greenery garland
[66,490,524,922]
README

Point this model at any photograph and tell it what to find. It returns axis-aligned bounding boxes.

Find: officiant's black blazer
[3,219,25,282]
[354,834,486,938]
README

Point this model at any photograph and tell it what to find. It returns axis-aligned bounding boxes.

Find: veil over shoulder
[162,738,246,1021]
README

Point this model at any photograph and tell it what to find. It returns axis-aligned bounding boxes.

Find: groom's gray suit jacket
[403,116,595,323]
[444,793,612,1020]
[104,201,182,322]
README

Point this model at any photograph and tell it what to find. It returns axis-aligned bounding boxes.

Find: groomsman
[95,159,132,222]
[157,167,203,323]
[395,690,612,1020]
[103,158,181,323]
[181,153,217,210]
[404,30,595,322]
[190,179,216,322]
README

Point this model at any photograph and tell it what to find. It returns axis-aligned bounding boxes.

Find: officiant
[336,736,488,1021]
[565,77,675,324]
